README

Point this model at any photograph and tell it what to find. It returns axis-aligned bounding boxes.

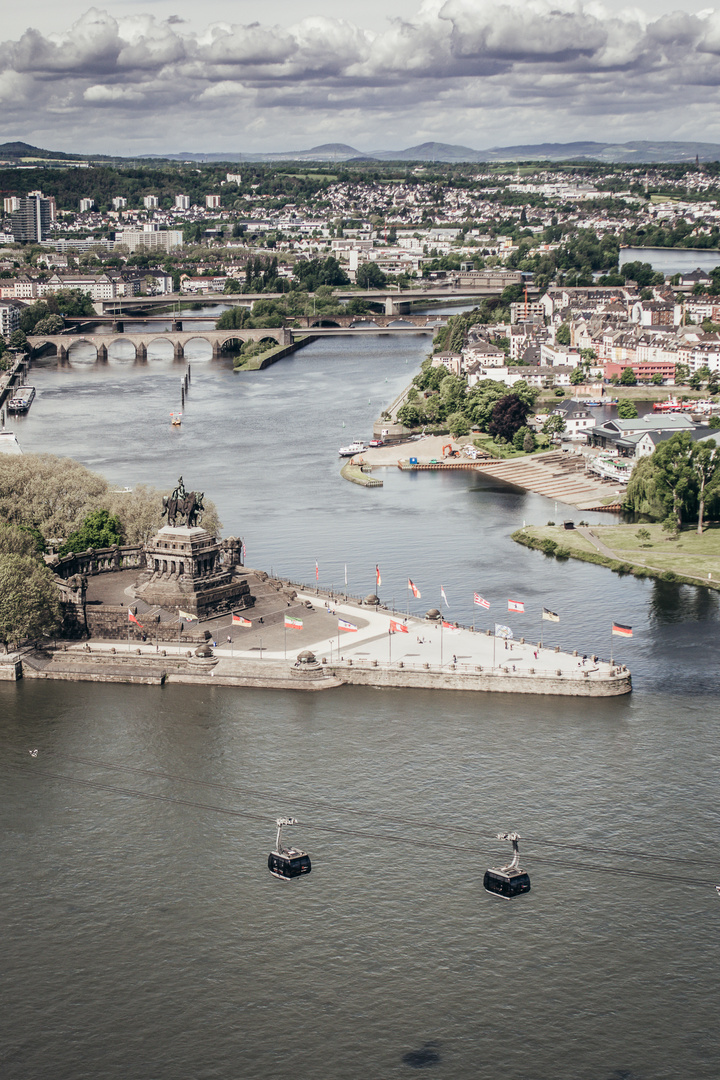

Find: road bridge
[98,282,531,316]
[67,312,446,332]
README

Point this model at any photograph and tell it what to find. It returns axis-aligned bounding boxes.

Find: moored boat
[7,386,35,413]
[339,439,368,457]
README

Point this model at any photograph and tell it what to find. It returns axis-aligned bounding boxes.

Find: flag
[178,609,198,622]
[232,613,252,626]
[128,607,143,627]
[508,599,525,613]
[344,564,348,586]
[542,608,560,623]
[338,619,358,632]
[408,578,421,599]
[612,622,633,637]
[474,593,490,609]
[441,586,449,608]
[376,564,382,587]
[285,616,303,629]
[242,542,246,563]
[389,619,409,634]
[315,561,319,581]
[442,620,461,634]
[494,623,514,640]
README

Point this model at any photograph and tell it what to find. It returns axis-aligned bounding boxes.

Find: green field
[513,523,720,588]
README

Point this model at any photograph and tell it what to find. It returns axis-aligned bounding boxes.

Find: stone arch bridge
[28,327,291,362]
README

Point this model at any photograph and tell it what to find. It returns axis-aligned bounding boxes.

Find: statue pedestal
[136,526,251,619]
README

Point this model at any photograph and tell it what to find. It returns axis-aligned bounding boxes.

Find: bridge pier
[385,296,397,316]
[136,343,147,363]
[96,344,108,363]
[172,320,183,332]
[112,321,124,333]
[174,341,185,362]
[212,341,222,360]
[58,345,68,364]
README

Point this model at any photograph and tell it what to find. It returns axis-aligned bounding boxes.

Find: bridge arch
[348,319,381,329]
[308,319,341,329]
[66,337,100,363]
[144,336,177,360]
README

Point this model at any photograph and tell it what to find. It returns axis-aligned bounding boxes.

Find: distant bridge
[27,318,439,361]
[66,312,446,332]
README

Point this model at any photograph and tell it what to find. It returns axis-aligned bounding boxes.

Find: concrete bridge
[66,312,446,332]
[294,313,444,329]
[28,327,291,362]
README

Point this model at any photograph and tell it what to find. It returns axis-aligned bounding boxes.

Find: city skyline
[1,0,719,156]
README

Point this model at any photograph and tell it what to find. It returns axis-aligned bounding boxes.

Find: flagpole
[440,618,443,669]
[388,627,392,665]
[493,629,496,670]
[284,621,287,660]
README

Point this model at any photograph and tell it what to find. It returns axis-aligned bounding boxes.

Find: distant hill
[139,139,720,164]
[0,141,80,160]
[6,138,720,166]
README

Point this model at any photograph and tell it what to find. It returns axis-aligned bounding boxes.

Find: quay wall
[16,649,632,697]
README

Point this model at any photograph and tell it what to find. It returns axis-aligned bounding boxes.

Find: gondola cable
[2,761,718,890]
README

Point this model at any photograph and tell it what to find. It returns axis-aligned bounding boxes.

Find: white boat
[338,440,368,457]
[7,386,35,413]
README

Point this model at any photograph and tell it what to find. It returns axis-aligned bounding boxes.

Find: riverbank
[512,522,720,590]
[2,589,631,697]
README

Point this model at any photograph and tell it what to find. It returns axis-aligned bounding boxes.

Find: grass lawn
[517,523,720,586]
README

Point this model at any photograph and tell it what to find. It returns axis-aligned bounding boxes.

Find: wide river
[2,325,719,1079]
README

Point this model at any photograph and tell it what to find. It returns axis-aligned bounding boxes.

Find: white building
[206,195,221,209]
[79,198,94,212]
[114,229,184,253]
[112,197,127,211]
[3,197,20,214]
[0,303,20,338]
[175,195,190,210]
[143,195,159,210]
[226,173,242,184]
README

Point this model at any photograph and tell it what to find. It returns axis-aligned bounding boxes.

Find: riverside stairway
[474,451,623,509]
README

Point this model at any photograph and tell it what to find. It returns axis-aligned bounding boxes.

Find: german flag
[612,622,633,637]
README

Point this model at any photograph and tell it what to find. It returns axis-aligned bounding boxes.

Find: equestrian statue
[162,477,205,528]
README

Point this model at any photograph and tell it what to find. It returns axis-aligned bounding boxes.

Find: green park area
[513,523,720,590]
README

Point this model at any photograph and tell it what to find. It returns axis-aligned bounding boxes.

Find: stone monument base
[135,526,252,619]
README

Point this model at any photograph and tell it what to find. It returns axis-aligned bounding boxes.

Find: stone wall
[54,544,145,579]
[85,605,205,644]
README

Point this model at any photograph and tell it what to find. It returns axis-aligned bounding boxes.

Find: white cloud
[1,2,720,151]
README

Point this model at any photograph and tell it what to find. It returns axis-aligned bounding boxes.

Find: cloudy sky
[1,0,719,155]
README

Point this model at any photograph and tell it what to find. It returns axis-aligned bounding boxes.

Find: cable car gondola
[267,817,312,880]
[484,832,531,899]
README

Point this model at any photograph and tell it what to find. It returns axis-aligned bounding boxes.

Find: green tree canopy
[0,553,60,650]
[59,509,124,556]
[620,367,637,386]
[487,394,530,441]
[617,399,638,419]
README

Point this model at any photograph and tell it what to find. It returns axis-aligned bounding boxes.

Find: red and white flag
[376,564,382,587]
[128,607,143,627]
[408,578,421,599]
[508,599,525,613]
[442,620,461,634]
[474,593,490,609]
[315,560,319,581]
[389,619,408,634]
[232,613,252,626]
[338,619,358,632]
[441,586,449,608]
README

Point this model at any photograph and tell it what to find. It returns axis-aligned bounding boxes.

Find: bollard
[573,649,578,657]
[554,645,560,653]
[556,669,562,675]
[520,637,525,644]
[529,667,534,674]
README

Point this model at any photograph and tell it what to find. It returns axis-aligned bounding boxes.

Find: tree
[33,314,65,335]
[675,363,689,384]
[619,367,637,386]
[356,262,387,289]
[691,439,720,533]
[447,411,469,437]
[617,399,638,419]
[523,431,536,453]
[570,367,585,385]
[556,323,571,345]
[59,509,124,556]
[0,554,60,650]
[651,373,664,386]
[9,329,27,349]
[487,394,530,441]
[542,415,566,437]
[223,278,242,294]
[653,432,696,529]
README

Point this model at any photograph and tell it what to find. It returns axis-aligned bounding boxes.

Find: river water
[620,246,720,276]
[2,329,720,1079]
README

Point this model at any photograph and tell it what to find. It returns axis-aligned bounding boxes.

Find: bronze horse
[162,490,205,528]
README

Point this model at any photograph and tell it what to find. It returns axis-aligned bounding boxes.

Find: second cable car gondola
[267,817,312,880]
[484,832,531,899]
